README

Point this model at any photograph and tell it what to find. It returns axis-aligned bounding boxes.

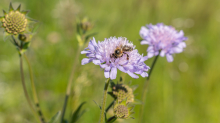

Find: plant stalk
[99,78,111,123]
[139,53,160,122]
[20,55,40,121]
[60,46,82,123]
[24,54,46,123]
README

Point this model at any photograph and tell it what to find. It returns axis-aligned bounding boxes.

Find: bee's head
[115,49,121,54]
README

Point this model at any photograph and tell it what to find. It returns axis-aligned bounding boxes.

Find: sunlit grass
[0,0,220,123]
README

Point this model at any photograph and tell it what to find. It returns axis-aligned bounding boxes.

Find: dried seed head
[1,11,27,35]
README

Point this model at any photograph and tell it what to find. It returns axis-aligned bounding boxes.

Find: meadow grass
[0,0,220,122]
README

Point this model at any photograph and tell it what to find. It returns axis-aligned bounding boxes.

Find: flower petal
[166,54,173,62]
[127,71,139,79]
[141,72,148,77]
[93,60,101,65]
[81,58,92,65]
[110,67,117,80]
[81,50,90,54]
[104,71,110,78]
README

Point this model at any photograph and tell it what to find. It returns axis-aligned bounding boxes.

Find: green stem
[99,78,111,123]
[105,100,115,121]
[60,46,82,123]
[105,100,114,113]
[107,116,117,123]
[24,54,46,123]
[19,55,39,120]
[139,52,160,123]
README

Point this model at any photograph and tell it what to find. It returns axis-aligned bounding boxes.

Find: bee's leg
[127,54,129,60]
[123,52,129,60]
[111,54,115,58]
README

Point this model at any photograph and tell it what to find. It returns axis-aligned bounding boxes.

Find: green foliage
[48,111,61,123]
[70,102,86,123]
[0,0,220,123]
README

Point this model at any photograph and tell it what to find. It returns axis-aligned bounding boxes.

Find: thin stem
[99,78,111,123]
[105,100,114,113]
[11,35,19,46]
[60,46,82,123]
[24,54,46,123]
[107,116,117,123]
[139,52,160,123]
[19,55,38,119]
[105,100,115,121]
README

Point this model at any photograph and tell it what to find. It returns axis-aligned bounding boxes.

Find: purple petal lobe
[141,72,148,77]
[93,60,101,65]
[104,71,110,78]
[110,67,117,80]
[81,58,91,65]
[81,50,90,54]
[166,54,173,62]
[117,65,127,73]
[127,71,139,79]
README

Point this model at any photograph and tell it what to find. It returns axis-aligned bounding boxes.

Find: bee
[111,45,133,60]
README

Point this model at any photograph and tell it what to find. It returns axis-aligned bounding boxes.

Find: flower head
[81,37,150,80]
[0,3,33,36]
[111,84,134,103]
[113,99,134,119]
[140,23,187,62]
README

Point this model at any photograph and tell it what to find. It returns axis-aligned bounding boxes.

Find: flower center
[2,11,27,35]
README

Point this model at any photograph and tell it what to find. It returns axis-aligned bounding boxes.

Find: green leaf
[93,100,101,110]
[107,92,116,99]
[76,23,81,35]
[85,32,98,43]
[70,102,86,123]
[48,111,61,123]
[110,80,115,88]
[119,76,123,82]
[9,2,14,12]
[22,42,31,50]
[85,32,97,43]
[16,4,21,11]
[107,116,117,123]
[21,10,30,15]
[3,32,10,41]
[3,10,7,16]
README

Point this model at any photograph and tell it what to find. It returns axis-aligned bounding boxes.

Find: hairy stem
[24,54,46,123]
[99,78,111,123]
[139,53,160,122]
[60,46,82,123]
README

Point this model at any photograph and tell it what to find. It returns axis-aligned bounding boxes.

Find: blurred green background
[0,0,220,123]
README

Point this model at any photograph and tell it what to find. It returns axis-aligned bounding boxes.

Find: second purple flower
[140,23,188,62]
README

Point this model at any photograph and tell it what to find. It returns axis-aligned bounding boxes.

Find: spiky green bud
[80,17,93,32]
[18,34,32,42]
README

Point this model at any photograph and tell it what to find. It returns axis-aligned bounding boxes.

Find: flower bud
[112,84,134,103]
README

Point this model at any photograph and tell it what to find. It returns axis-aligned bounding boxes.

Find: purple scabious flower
[81,37,150,80]
[140,23,188,62]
